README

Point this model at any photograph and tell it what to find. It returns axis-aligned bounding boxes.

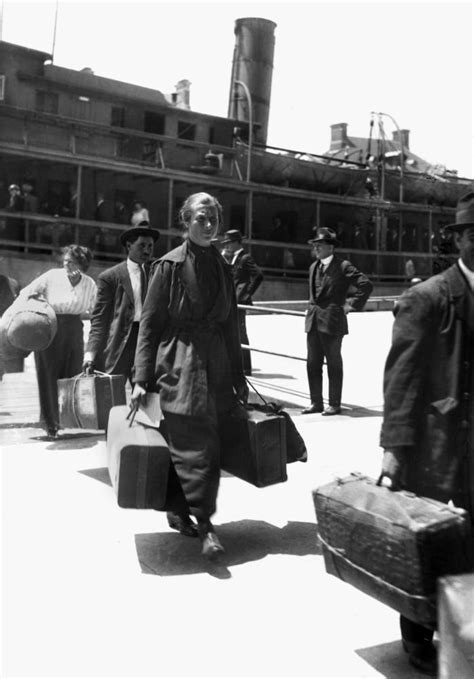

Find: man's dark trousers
[306,328,343,408]
[238,309,252,375]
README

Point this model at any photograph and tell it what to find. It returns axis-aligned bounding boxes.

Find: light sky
[1,0,473,178]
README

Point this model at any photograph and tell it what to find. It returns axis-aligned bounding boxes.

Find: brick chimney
[173,79,191,110]
[330,122,349,150]
[392,129,410,149]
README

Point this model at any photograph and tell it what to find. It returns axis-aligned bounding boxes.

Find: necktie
[140,264,149,304]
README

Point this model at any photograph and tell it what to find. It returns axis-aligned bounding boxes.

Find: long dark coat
[231,250,263,305]
[305,255,373,336]
[134,241,245,417]
[380,263,474,516]
[86,262,136,374]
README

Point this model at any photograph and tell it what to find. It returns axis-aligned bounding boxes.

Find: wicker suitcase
[107,405,170,509]
[58,372,126,430]
[313,473,474,627]
[219,404,287,487]
[438,574,474,679]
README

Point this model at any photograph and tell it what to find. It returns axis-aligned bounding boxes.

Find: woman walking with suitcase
[12,245,96,437]
[132,192,248,560]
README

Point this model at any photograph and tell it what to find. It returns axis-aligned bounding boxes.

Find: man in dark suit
[83,222,160,382]
[302,227,373,415]
[221,229,264,375]
[379,191,474,676]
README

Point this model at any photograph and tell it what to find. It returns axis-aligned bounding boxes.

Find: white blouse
[18,268,97,315]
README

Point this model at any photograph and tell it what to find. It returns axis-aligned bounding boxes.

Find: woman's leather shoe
[402,640,437,675]
[166,512,199,537]
[197,521,225,559]
[301,403,324,414]
[200,532,225,560]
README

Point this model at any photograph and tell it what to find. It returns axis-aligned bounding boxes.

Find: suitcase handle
[244,377,281,416]
[126,403,139,427]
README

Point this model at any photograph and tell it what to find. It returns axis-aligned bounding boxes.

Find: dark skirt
[159,411,220,521]
[35,314,84,432]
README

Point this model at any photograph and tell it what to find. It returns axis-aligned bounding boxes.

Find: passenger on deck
[131,192,248,560]
[302,226,373,416]
[130,200,150,227]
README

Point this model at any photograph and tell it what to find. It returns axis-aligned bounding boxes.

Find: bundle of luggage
[313,472,474,628]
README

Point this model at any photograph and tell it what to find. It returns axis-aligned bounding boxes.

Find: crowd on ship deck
[0,175,459,281]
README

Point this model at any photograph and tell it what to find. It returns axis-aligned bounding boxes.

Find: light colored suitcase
[107,405,170,509]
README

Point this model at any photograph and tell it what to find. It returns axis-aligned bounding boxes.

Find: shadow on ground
[252,373,297,381]
[38,432,105,450]
[135,519,321,578]
[78,466,112,485]
[341,405,383,418]
[356,639,431,678]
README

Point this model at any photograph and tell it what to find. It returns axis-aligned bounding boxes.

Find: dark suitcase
[438,574,474,679]
[107,405,170,509]
[249,401,307,463]
[219,404,287,487]
[313,473,474,627]
[58,372,126,430]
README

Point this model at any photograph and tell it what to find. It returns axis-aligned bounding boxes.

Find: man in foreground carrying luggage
[380,191,474,675]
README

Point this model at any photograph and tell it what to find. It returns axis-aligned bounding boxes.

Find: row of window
[34,89,226,144]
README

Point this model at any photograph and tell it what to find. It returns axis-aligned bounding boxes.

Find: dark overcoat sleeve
[85,271,115,360]
[133,261,171,386]
[235,254,263,303]
[343,260,373,310]
[380,287,435,448]
[221,273,246,390]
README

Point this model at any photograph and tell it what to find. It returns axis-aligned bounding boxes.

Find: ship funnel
[228,17,276,146]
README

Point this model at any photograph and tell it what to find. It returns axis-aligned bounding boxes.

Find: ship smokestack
[228,17,276,146]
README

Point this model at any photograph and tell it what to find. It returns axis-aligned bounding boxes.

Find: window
[35,89,59,114]
[76,96,90,119]
[144,111,165,135]
[111,106,125,127]
[177,120,196,141]
[0,75,5,101]
[209,124,232,146]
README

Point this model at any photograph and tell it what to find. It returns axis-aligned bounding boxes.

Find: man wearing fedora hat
[83,222,159,382]
[221,228,264,375]
[379,191,474,675]
[303,226,373,415]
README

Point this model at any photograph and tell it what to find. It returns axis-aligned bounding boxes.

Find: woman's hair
[179,192,223,230]
[61,244,93,272]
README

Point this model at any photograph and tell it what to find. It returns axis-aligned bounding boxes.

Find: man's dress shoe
[402,640,437,676]
[167,512,199,538]
[301,403,324,415]
[321,405,341,416]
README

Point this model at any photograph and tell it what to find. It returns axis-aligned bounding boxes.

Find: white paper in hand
[134,393,163,429]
